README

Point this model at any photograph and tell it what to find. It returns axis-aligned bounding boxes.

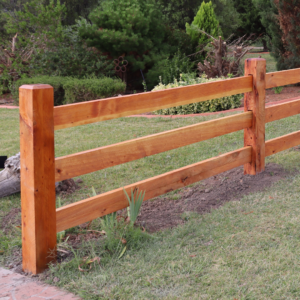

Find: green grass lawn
[1,104,300,299]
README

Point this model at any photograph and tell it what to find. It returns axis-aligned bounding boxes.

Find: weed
[273,86,283,94]
[56,197,65,243]
[123,188,145,225]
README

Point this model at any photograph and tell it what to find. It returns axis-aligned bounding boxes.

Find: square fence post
[244,58,266,175]
[19,84,56,274]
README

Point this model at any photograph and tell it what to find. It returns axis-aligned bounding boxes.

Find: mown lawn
[1,102,300,299]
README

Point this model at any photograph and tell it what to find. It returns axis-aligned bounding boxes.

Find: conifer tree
[273,0,300,70]
[79,0,166,72]
[185,1,222,46]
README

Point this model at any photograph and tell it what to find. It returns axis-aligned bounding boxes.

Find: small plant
[273,86,283,94]
[123,188,145,225]
[90,187,117,228]
[56,197,66,243]
[153,73,242,115]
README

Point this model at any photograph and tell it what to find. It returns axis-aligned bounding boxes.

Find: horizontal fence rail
[19,58,300,274]
[265,131,300,156]
[56,147,251,232]
[265,98,300,123]
[53,76,252,130]
[266,68,300,89]
[55,112,253,182]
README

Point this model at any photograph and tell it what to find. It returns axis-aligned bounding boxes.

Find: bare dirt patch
[1,208,21,234]
[137,163,293,232]
[264,86,299,104]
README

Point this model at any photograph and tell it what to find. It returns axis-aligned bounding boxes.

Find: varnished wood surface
[265,98,300,123]
[56,147,251,232]
[55,112,253,182]
[244,58,266,175]
[265,131,300,156]
[19,85,56,274]
[53,76,252,130]
[266,68,300,89]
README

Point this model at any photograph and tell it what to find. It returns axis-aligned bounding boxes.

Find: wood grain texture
[265,98,300,123]
[56,147,251,232]
[53,76,252,130]
[244,58,266,175]
[265,131,300,157]
[55,112,253,182]
[19,85,56,274]
[266,68,300,89]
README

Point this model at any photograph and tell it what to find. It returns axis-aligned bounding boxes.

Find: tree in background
[186,1,222,47]
[210,0,240,38]
[55,0,98,25]
[0,0,66,92]
[80,0,168,88]
[232,0,267,50]
[272,0,300,70]
[160,0,239,38]
[252,0,283,70]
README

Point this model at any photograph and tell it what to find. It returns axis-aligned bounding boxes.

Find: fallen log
[0,153,21,198]
[0,153,81,198]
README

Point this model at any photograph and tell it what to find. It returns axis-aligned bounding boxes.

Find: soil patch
[56,178,82,196]
[263,86,299,104]
[137,163,293,232]
[1,208,21,234]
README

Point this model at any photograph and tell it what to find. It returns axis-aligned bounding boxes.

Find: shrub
[12,76,126,105]
[11,76,68,106]
[32,20,115,79]
[147,50,195,87]
[63,77,125,104]
[153,74,241,115]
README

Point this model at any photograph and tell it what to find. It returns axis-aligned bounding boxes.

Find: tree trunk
[0,153,21,198]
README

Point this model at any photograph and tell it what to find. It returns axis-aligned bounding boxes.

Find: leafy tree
[252,0,283,70]
[160,0,239,38]
[0,0,66,92]
[232,0,267,50]
[186,1,222,46]
[3,0,66,46]
[32,20,115,78]
[45,0,98,25]
[80,0,168,88]
[210,0,240,38]
[272,0,300,70]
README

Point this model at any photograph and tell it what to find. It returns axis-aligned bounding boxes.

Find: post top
[19,84,53,90]
[245,58,266,62]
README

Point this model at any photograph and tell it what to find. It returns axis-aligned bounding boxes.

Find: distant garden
[0,0,298,112]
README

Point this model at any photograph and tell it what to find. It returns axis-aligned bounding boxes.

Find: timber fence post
[19,84,56,274]
[244,58,266,175]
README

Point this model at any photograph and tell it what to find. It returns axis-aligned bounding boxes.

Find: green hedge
[12,76,126,106]
[63,77,125,104]
[153,74,242,115]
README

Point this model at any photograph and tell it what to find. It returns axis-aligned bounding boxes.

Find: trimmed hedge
[12,76,126,106]
[63,77,125,104]
[153,74,242,115]
[11,76,68,106]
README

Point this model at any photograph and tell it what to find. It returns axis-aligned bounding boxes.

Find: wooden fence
[19,58,300,274]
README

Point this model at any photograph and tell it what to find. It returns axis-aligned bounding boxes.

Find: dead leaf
[243,211,254,215]
[189,255,197,258]
[78,256,101,272]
